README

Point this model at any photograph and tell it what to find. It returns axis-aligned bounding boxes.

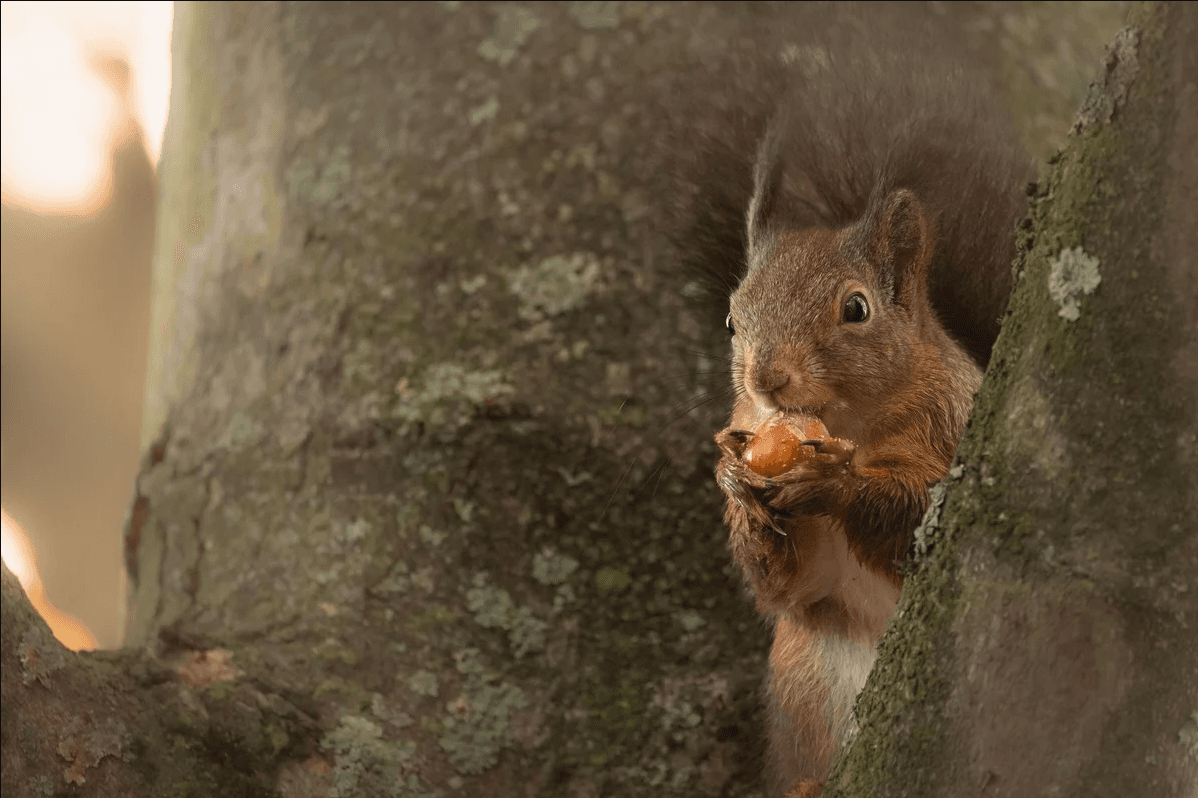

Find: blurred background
[1,0,172,649]
[0,2,1127,652]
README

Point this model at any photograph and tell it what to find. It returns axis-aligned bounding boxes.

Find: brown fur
[700,20,1033,794]
[715,192,985,792]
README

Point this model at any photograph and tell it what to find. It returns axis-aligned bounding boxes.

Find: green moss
[406,606,461,630]
[594,565,632,593]
[314,677,368,705]
[582,659,650,738]
[315,638,360,666]
[264,722,290,755]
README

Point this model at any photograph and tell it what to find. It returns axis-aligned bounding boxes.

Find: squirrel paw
[715,447,783,536]
[715,426,855,520]
[716,428,852,608]
[763,437,855,509]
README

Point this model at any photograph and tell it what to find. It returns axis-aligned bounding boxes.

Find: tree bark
[829,3,1198,796]
[2,3,1167,798]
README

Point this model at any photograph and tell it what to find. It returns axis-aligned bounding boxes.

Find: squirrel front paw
[715,421,855,610]
[715,419,850,551]
[714,420,854,520]
[763,435,855,512]
[716,449,780,538]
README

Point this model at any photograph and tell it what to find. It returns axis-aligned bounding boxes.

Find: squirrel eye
[842,293,870,323]
[725,313,736,336]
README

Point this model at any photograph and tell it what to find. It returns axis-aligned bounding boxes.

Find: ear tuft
[746,123,787,261]
[868,189,934,306]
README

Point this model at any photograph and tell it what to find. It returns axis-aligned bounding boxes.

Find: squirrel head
[727,188,939,435]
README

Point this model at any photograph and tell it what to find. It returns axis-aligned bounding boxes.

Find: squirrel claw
[717,454,789,537]
[806,436,855,461]
[715,428,753,458]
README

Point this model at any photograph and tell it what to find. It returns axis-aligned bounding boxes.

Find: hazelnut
[744,415,831,477]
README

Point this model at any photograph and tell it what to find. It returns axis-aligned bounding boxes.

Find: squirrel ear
[746,124,786,262]
[863,189,934,307]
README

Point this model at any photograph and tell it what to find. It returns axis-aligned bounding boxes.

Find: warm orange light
[0,0,173,649]
[0,1,173,213]
[2,508,98,651]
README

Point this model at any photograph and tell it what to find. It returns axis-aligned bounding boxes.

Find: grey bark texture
[3,3,1179,798]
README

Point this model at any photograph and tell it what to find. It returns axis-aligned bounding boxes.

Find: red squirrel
[687,21,1035,798]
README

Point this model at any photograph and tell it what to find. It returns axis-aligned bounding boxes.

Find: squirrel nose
[751,365,790,395]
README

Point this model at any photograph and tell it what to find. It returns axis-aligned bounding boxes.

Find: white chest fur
[815,632,878,745]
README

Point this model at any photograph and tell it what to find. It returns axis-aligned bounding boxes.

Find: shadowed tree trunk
[830,3,1198,796]
[5,4,782,795]
[4,3,1185,798]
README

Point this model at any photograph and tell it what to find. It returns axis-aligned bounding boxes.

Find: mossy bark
[829,3,1198,796]
[1,3,1147,797]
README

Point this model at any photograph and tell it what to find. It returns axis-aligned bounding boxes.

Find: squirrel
[672,13,1035,797]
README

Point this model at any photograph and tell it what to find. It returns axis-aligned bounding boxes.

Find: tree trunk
[2,3,1167,798]
[829,3,1198,796]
